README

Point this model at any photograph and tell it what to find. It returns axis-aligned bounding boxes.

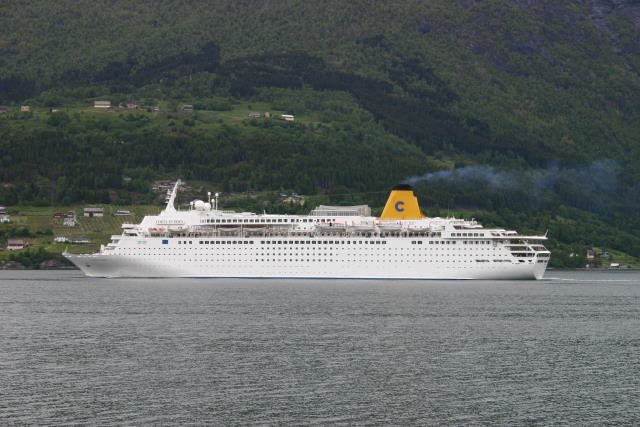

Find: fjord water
[1,271,639,425]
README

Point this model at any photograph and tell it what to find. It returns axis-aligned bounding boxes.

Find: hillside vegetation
[1,0,640,266]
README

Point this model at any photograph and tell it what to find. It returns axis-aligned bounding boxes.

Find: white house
[6,239,26,250]
[63,217,77,227]
[84,207,104,217]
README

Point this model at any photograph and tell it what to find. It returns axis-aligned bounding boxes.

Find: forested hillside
[1,0,640,266]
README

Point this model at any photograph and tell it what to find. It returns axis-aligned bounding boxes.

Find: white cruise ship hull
[67,181,550,280]
[64,237,547,280]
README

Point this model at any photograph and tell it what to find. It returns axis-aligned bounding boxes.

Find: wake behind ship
[64,182,550,279]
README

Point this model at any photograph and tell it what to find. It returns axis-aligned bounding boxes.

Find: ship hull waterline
[64,253,546,280]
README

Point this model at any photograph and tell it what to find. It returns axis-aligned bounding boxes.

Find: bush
[8,247,52,269]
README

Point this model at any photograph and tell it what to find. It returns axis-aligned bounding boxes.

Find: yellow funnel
[379,184,426,220]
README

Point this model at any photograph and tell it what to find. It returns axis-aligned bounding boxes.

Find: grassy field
[0,187,303,260]
[23,99,312,126]
[590,247,640,269]
[1,204,160,258]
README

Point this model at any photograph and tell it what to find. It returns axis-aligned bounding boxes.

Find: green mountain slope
[1,0,640,266]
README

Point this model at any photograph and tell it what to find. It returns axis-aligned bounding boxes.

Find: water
[1,270,639,425]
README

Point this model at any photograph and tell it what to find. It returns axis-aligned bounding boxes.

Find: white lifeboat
[407,225,430,233]
[348,222,375,233]
[316,222,346,232]
[377,221,403,232]
[243,224,267,232]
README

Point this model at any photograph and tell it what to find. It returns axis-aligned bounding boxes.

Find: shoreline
[0,259,78,271]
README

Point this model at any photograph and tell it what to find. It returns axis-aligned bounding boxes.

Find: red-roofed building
[6,239,26,250]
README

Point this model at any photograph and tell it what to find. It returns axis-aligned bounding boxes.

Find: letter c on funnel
[395,201,405,212]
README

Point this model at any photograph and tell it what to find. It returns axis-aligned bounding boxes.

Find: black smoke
[405,159,639,215]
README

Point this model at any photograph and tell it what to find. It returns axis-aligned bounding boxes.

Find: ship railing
[505,245,529,250]
[511,252,536,258]
[530,244,548,250]
[511,235,548,240]
[160,228,447,239]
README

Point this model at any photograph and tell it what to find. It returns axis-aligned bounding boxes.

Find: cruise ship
[64,181,550,279]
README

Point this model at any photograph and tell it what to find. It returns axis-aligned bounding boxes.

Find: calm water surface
[1,270,639,425]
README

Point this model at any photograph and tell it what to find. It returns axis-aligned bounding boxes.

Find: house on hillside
[126,103,138,110]
[6,239,26,250]
[94,100,111,108]
[83,207,104,217]
[114,209,132,216]
[248,112,261,118]
[182,104,194,113]
[586,249,595,268]
[281,114,295,121]
[0,206,9,223]
[0,106,8,114]
[20,105,30,112]
[281,194,306,206]
[63,216,77,227]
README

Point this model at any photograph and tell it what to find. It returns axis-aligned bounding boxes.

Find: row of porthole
[154,259,512,265]
[124,242,501,249]
[128,247,504,254]
[116,255,512,264]
[120,246,501,252]
[119,251,505,258]
[174,239,502,246]
[123,243,501,250]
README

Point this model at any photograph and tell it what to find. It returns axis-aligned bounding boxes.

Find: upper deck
[122,180,547,245]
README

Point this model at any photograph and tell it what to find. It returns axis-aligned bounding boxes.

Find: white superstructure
[64,181,550,279]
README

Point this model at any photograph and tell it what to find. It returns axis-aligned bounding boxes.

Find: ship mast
[163,180,181,213]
